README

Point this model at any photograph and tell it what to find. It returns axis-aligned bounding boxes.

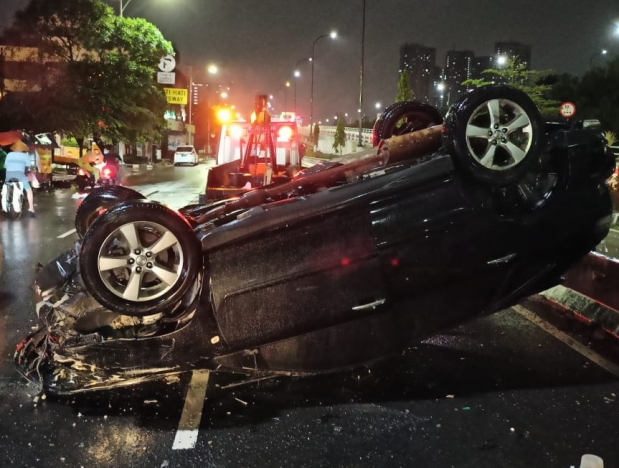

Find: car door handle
[352,299,386,311]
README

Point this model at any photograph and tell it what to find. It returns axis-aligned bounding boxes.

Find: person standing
[4,140,35,217]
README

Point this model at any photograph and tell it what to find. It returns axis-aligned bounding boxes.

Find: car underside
[14,85,616,395]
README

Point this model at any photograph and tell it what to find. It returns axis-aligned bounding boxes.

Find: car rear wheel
[75,186,146,238]
[443,85,543,185]
[372,101,443,147]
[79,200,202,317]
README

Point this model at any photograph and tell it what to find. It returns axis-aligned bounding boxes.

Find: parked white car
[173,146,198,166]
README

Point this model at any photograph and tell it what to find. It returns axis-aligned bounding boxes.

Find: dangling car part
[14,86,615,395]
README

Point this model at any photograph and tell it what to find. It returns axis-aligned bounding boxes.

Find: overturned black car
[15,86,615,395]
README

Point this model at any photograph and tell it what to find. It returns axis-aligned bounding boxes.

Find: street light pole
[357,0,366,147]
[187,65,193,145]
[118,0,133,17]
[310,31,336,132]
[293,57,311,114]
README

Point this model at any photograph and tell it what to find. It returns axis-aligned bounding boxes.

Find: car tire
[75,186,146,238]
[442,85,543,185]
[79,200,202,317]
[372,101,443,147]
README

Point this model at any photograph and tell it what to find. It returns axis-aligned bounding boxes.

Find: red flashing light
[390,258,399,267]
[341,258,350,266]
[78,168,87,176]
[278,125,293,141]
[103,168,112,176]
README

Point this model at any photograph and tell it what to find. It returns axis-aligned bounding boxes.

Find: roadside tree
[333,116,346,154]
[0,0,173,154]
[463,57,560,115]
[575,57,619,134]
[312,123,320,147]
[396,71,413,102]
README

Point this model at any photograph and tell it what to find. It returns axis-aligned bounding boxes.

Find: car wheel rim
[465,98,533,171]
[97,221,184,302]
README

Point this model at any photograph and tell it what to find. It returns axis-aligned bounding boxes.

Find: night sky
[2,0,619,122]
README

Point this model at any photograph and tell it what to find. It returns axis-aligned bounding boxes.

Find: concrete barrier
[541,252,619,338]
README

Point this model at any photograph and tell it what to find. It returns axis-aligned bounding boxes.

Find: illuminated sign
[164,88,188,105]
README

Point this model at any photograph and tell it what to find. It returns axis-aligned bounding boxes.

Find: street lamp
[310,30,337,131]
[202,64,219,154]
[293,57,311,114]
[590,49,608,69]
[496,55,508,67]
[284,81,290,112]
[188,63,219,147]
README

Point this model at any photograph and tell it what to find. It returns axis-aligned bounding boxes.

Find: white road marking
[513,304,619,378]
[172,370,210,450]
[57,228,77,239]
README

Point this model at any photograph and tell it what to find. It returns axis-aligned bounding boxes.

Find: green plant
[61,137,78,147]
[604,131,617,147]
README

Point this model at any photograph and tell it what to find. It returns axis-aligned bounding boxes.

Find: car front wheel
[79,201,202,317]
[442,85,543,185]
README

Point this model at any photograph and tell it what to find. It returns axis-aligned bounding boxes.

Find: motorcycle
[75,162,119,192]
[0,177,26,219]
[74,166,96,192]
[98,162,119,187]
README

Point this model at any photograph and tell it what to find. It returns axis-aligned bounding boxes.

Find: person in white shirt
[4,140,35,217]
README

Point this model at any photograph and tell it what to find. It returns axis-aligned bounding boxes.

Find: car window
[176,146,194,152]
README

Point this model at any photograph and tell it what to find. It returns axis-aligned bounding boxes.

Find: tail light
[102,166,112,177]
[78,168,87,176]
[278,125,293,141]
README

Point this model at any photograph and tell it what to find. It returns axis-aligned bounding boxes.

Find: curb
[540,285,619,339]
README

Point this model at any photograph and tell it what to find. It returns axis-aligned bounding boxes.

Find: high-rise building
[444,50,475,100]
[494,41,532,69]
[399,43,436,103]
[474,55,493,78]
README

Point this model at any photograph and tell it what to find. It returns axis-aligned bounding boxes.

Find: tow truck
[204,95,302,201]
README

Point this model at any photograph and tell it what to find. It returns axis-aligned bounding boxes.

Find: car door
[208,196,388,351]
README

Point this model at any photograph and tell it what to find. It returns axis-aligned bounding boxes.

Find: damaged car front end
[14,85,616,395]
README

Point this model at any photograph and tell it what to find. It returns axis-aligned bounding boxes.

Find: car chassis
[14,86,615,395]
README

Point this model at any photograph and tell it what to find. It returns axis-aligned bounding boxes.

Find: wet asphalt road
[1,164,619,468]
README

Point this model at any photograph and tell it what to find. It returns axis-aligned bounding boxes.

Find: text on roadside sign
[164,88,188,105]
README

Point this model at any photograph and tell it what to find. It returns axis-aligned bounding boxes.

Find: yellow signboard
[164,87,188,105]
[38,148,52,174]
